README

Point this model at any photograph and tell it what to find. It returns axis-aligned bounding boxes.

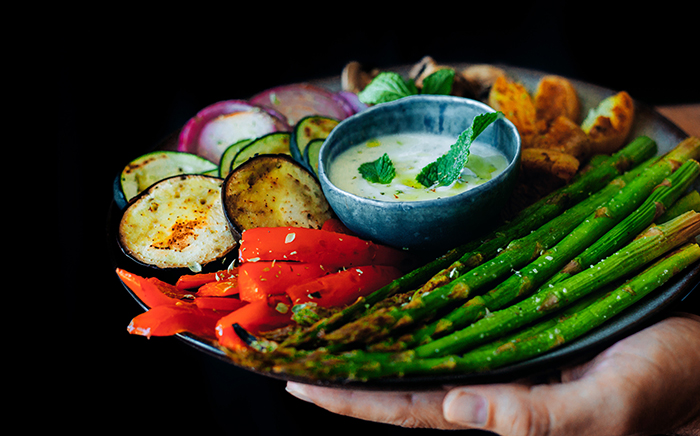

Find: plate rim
[109,62,698,390]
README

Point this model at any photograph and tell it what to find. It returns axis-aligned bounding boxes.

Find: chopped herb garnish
[358,153,396,184]
[416,112,504,187]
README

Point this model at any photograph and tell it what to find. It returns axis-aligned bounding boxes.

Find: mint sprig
[358,153,396,184]
[416,112,504,187]
[358,69,455,105]
[420,68,455,96]
[358,72,418,105]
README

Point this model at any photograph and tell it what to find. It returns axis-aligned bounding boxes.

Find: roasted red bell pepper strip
[118,268,240,309]
[195,277,239,297]
[194,296,247,312]
[238,261,329,302]
[238,227,408,270]
[116,268,194,308]
[215,294,293,351]
[127,304,222,340]
[175,268,238,290]
[285,264,403,307]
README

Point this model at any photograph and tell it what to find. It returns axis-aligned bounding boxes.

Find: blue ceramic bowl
[318,95,521,253]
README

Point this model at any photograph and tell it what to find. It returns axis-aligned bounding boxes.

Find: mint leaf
[420,69,455,95]
[358,153,396,184]
[415,161,439,188]
[358,72,418,105]
[416,112,504,187]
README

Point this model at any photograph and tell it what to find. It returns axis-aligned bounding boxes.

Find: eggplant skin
[223,154,333,235]
[118,174,237,271]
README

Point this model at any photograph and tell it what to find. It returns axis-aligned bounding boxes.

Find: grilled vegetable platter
[109,59,700,389]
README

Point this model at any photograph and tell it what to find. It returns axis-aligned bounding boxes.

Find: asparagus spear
[385,158,699,350]
[278,137,658,349]
[541,161,699,288]
[272,213,700,381]
[414,210,700,358]
[543,137,699,282]
[657,190,700,223]
[320,154,665,347]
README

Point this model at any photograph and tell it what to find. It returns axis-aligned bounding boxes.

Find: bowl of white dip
[318,95,521,253]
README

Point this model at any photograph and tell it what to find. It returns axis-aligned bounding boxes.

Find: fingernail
[444,391,488,426]
[285,382,314,404]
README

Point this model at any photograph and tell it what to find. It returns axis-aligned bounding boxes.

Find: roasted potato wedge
[581,91,635,155]
[488,75,539,148]
[521,148,580,182]
[222,154,333,238]
[502,147,581,218]
[534,75,581,125]
[532,115,590,160]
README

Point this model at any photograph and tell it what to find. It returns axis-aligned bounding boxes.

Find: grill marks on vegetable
[222,155,333,235]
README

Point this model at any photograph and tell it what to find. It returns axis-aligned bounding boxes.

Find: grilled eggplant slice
[118,174,237,272]
[222,154,333,236]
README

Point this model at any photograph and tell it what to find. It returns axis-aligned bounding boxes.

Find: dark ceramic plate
[109,64,699,390]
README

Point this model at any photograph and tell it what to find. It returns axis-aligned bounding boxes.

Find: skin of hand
[286,313,700,436]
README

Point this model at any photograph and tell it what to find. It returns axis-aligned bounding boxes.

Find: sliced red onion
[177,100,289,164]
[249,83,355,125]
[334,91,368,115]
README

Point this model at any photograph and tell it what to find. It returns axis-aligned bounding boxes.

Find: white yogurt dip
[329,132,508,202]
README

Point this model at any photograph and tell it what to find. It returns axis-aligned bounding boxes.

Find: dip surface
[329,132,508,202]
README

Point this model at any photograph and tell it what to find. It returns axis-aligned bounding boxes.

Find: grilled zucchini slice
[219,138,254,179]
[118,174,237,272]
[304,138,325,177]
[231,132,292,171]
[290,115,339,169]
[222,154,333,236]
[116,151,218,208]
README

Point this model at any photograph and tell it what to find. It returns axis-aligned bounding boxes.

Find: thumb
[441,376,631,436]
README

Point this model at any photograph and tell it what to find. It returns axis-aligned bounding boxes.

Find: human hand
[286,313,700,435]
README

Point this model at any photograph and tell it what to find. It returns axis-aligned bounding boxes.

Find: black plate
[109,64,699,390]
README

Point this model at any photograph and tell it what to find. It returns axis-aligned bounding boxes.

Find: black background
[47,2,697,435]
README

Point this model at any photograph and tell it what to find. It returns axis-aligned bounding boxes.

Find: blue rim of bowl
[317,95,521,209]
